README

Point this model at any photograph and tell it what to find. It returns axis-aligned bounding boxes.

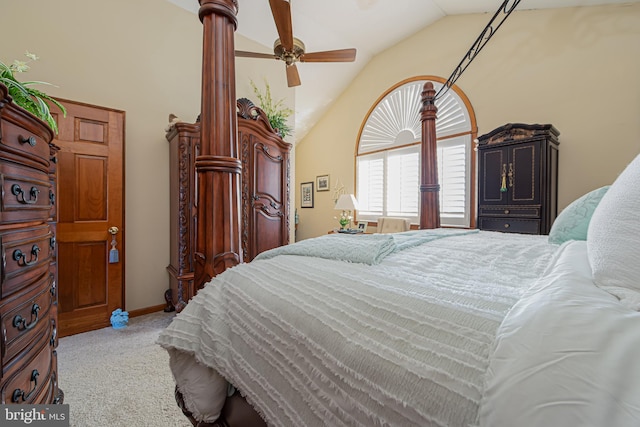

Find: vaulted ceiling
[166,0,638,140]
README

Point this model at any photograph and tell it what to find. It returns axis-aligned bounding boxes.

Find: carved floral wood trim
[477,123,560,147]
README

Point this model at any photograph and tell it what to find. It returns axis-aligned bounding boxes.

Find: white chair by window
[377,217,410,233]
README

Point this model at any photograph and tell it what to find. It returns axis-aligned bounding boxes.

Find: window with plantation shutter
[356,154,384,217]
[387,147,419,217]
[356,78,476,227]
[437,136,471,226]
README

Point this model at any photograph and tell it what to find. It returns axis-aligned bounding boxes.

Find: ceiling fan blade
[286,63,301,87]
[269,0,294,51]
[235,50,277,60]
[300,48,357,63]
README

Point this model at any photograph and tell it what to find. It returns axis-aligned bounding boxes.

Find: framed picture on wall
[316,174,330,191]
[301,182,314,208]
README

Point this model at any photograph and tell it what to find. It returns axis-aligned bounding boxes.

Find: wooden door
[51,100,125,337]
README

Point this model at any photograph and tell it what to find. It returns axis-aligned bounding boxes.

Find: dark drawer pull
[11,184,40,205]
[12,369,39,402]
[12,303,41,331]
[13,244,41,266]
[49,189,55,206]
[18,135,37,147]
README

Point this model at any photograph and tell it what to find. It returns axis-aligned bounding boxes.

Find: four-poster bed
[193,0,443,289]
[158,1,640,426]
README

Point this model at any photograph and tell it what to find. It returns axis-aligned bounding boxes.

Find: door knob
[108,227,120,263]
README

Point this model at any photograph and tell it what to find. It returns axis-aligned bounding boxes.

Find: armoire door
[478,140,541,207]
[52,100,125,337]
[508,140,541,205]
[248,136,289,260]
[478,146,507,205]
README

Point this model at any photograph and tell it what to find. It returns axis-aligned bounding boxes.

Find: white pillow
[587,154,640,309]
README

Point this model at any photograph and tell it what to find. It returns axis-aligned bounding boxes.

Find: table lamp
[334,194,358,230]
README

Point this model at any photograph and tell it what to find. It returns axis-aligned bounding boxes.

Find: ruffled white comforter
[158,230,566,426]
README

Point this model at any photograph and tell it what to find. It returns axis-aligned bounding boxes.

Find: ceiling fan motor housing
[274,37,306,64]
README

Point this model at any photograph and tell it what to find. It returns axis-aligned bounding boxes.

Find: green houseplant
[250,79,293,138]
[1,51,66,133]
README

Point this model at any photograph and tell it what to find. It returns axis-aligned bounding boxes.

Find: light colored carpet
[57,311,191,427]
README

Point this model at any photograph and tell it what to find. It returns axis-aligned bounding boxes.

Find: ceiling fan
[235,0,357,87]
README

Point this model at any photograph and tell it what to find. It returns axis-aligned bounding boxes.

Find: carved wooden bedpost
[419,82,440,229]
[195,0,242,290]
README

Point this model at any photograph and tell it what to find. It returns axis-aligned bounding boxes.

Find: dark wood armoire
[477,123,559,235]
[0,83,63,404]
[166,98,291,312]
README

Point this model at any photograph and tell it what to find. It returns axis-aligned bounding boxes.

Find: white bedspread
[158,230,558,426]
[480,240,640,427]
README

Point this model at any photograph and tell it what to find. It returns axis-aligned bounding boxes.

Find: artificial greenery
[250,79,293,138]
[0,51,66,134]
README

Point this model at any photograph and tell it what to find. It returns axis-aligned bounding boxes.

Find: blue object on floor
[110,308,129,329]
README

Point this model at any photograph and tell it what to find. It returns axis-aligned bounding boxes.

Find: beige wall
[3,2,639,309]
[295,4,640,240]
[0,0,293,311]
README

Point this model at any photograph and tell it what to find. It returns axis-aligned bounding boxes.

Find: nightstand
[328,229,366,235]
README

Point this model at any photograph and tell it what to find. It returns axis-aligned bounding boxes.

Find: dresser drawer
[0,160,52,224]
[31,356,58,405]
[479,217,541,234]
[1,330,53,403]
[0,224,54,299]
[0,116,51,172]
[479,206,540,218]
[1,273,54,366]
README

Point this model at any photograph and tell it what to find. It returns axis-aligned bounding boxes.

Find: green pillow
[548,186,610,244]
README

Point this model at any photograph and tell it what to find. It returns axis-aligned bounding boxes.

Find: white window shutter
[437,136,471,226]
[386,147,419,218]
[357,155,384,217]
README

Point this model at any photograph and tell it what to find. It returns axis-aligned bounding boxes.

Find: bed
[159,174,640,426]
[158,1,640,426]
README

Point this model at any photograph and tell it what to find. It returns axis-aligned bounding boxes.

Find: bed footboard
[175,387,267,427]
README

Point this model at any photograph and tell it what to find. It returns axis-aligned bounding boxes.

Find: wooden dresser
[0,84,62,404]
[477,123,559,235]
[166,98,291,312]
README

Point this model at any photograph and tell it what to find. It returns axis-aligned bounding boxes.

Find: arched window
[356,76,477,227]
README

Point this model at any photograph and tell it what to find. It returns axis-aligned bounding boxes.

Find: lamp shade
[334,194,358,211]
